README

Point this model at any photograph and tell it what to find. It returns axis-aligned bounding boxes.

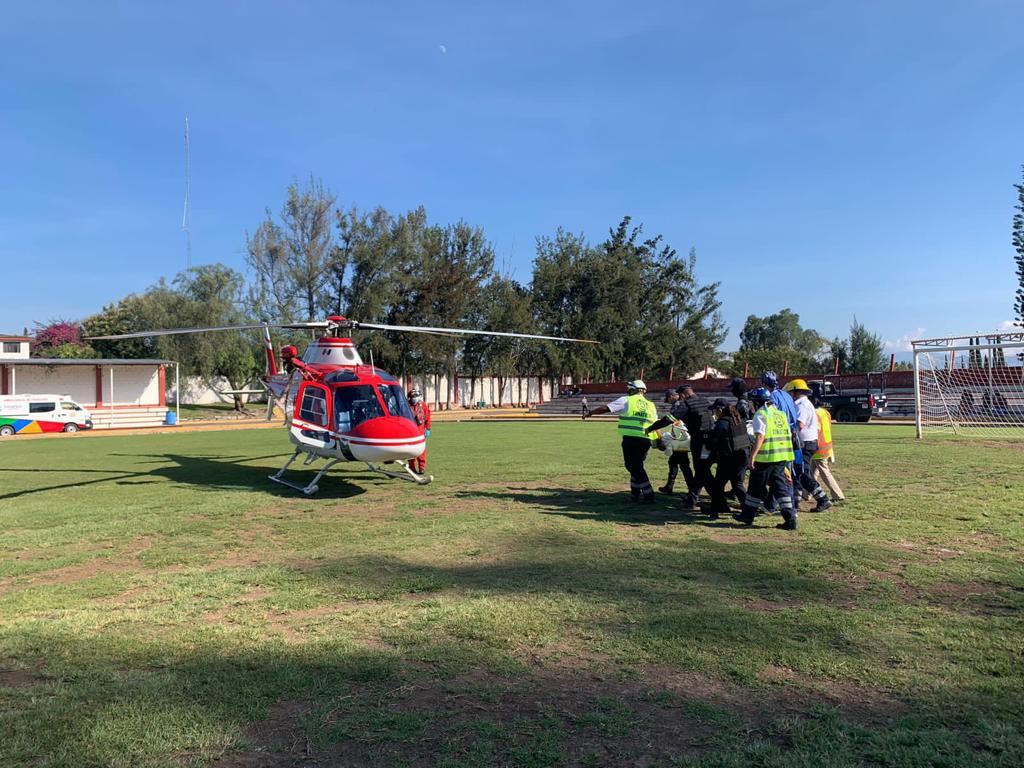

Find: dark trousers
[621,436,654,498]
[739,461,796,525]
[798,440,828,502]
[688,437,712,500]
[711,450,748,515]
[664,450,695,491]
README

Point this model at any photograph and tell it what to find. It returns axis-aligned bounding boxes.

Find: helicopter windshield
[334,385,385,432]
[378,384,416,423]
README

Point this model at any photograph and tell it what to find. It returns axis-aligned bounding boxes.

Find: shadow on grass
[455,486,746,528]
[2,616,1020,768]
[0,452,373,501]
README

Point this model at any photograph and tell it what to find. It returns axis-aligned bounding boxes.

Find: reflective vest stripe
[618,394,656,438]
[755,405,795,464]
[814,408,833,460]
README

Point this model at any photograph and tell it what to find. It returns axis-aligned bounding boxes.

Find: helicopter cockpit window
[334,385,385,432]
[378,384,416,422]
[298,386,329,427]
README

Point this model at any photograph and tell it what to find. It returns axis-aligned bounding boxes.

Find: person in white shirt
[583,380,658,504]
[783,380,833,512]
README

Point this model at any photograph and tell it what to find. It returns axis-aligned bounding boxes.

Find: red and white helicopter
[91,316,594,495]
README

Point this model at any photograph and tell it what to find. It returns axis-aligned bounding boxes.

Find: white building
[0,336,175,429]
[0,335,31,360]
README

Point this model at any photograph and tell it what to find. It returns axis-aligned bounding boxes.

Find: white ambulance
[0,394,94,436]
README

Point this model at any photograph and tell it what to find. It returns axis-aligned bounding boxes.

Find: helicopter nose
[344,416,425,463]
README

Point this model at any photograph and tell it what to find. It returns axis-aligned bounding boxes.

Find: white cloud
[997,319,1019,332]
[884,327,927,353]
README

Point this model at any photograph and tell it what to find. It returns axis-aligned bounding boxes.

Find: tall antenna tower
[182,116,192,270]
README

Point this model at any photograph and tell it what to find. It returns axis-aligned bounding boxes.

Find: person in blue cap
[760,371,802,512]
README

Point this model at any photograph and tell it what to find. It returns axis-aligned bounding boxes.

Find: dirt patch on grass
[215,662,911,767]
[950,532,1016,551]
[98,584,158,606]
[898,580,1019,615]
[826,566,1019,616]
[0,662,44,689]
[222,670,719,767]
[202,587,273,624]
[653,664,907,725]
[741,596,808,612]
[894,541,964,560]
[0,536,156,594]
[215,699,314,767]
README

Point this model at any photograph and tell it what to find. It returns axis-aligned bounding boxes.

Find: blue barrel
[165,411,178,426]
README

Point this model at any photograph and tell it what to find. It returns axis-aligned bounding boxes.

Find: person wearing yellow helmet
[783,379,833,512]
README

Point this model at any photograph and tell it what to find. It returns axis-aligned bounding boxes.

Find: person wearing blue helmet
[761,370,802,511]
[733,387,798,530]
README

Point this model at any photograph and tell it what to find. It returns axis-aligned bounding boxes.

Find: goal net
[913,331,1024,438]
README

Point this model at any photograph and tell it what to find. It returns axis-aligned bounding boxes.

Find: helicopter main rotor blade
[87,321,330,341]
[354,322,598,344]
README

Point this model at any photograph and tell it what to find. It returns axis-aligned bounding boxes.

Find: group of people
[583,372,845,531]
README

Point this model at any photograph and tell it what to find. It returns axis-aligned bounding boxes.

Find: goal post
[912,331,1024,439]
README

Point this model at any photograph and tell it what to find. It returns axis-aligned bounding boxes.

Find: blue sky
[2,1,1022,354]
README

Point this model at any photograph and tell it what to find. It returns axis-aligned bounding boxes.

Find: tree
[153,266,261,411]
[31,320,95,358]
[1014,165,1024,327]
[83,293,169,359]
[476,277,536,405]
[245,177,340,322]
[738,309,823,358]
[340,206,422,374]
[731,309,824,376]
[822,337,848,374]
[530,217,724,383]
[847,318,886,373]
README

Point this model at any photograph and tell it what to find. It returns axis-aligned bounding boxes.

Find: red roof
[0,335,31,342]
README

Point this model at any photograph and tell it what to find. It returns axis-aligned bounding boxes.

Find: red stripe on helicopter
[345,437,425,447]
[290,418,425,446]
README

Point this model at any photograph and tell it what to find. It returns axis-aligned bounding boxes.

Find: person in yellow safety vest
[583,379,658,504]
[732,388,798,530]
[811,396,845,502]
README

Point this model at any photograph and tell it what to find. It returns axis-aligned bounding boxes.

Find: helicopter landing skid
[366,461,434,485]
[268,450,341,495]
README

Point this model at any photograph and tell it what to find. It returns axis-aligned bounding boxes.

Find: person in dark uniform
[584,380,658,504]
[730,377,754,420]
[653,389,695,497]
[647,385,712,510]
[707,397,751,519]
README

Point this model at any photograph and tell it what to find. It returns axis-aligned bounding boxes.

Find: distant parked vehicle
[0,394,93,436]
[809,378,887,423]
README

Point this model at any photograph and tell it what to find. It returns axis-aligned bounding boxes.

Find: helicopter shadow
[454,486,743,529]
[0,452,378,501]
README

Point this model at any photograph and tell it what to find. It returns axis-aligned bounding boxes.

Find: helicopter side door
[293,382,334,451]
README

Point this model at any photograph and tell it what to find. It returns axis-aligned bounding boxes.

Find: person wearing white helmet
[584,379,658,504]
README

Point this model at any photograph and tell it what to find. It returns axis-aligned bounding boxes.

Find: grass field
[1,423,1022,767]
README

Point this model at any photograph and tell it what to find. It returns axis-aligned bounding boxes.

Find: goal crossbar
[912,331,1024,439]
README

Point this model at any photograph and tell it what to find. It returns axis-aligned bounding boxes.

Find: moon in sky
[439,45,447,54]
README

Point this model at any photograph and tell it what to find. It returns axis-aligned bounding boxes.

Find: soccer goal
[912,331,1024,438]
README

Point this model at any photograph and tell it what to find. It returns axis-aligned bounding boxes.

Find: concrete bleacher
[534,388,920,420]
[89,405,169,430]
[532,393,672,418]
